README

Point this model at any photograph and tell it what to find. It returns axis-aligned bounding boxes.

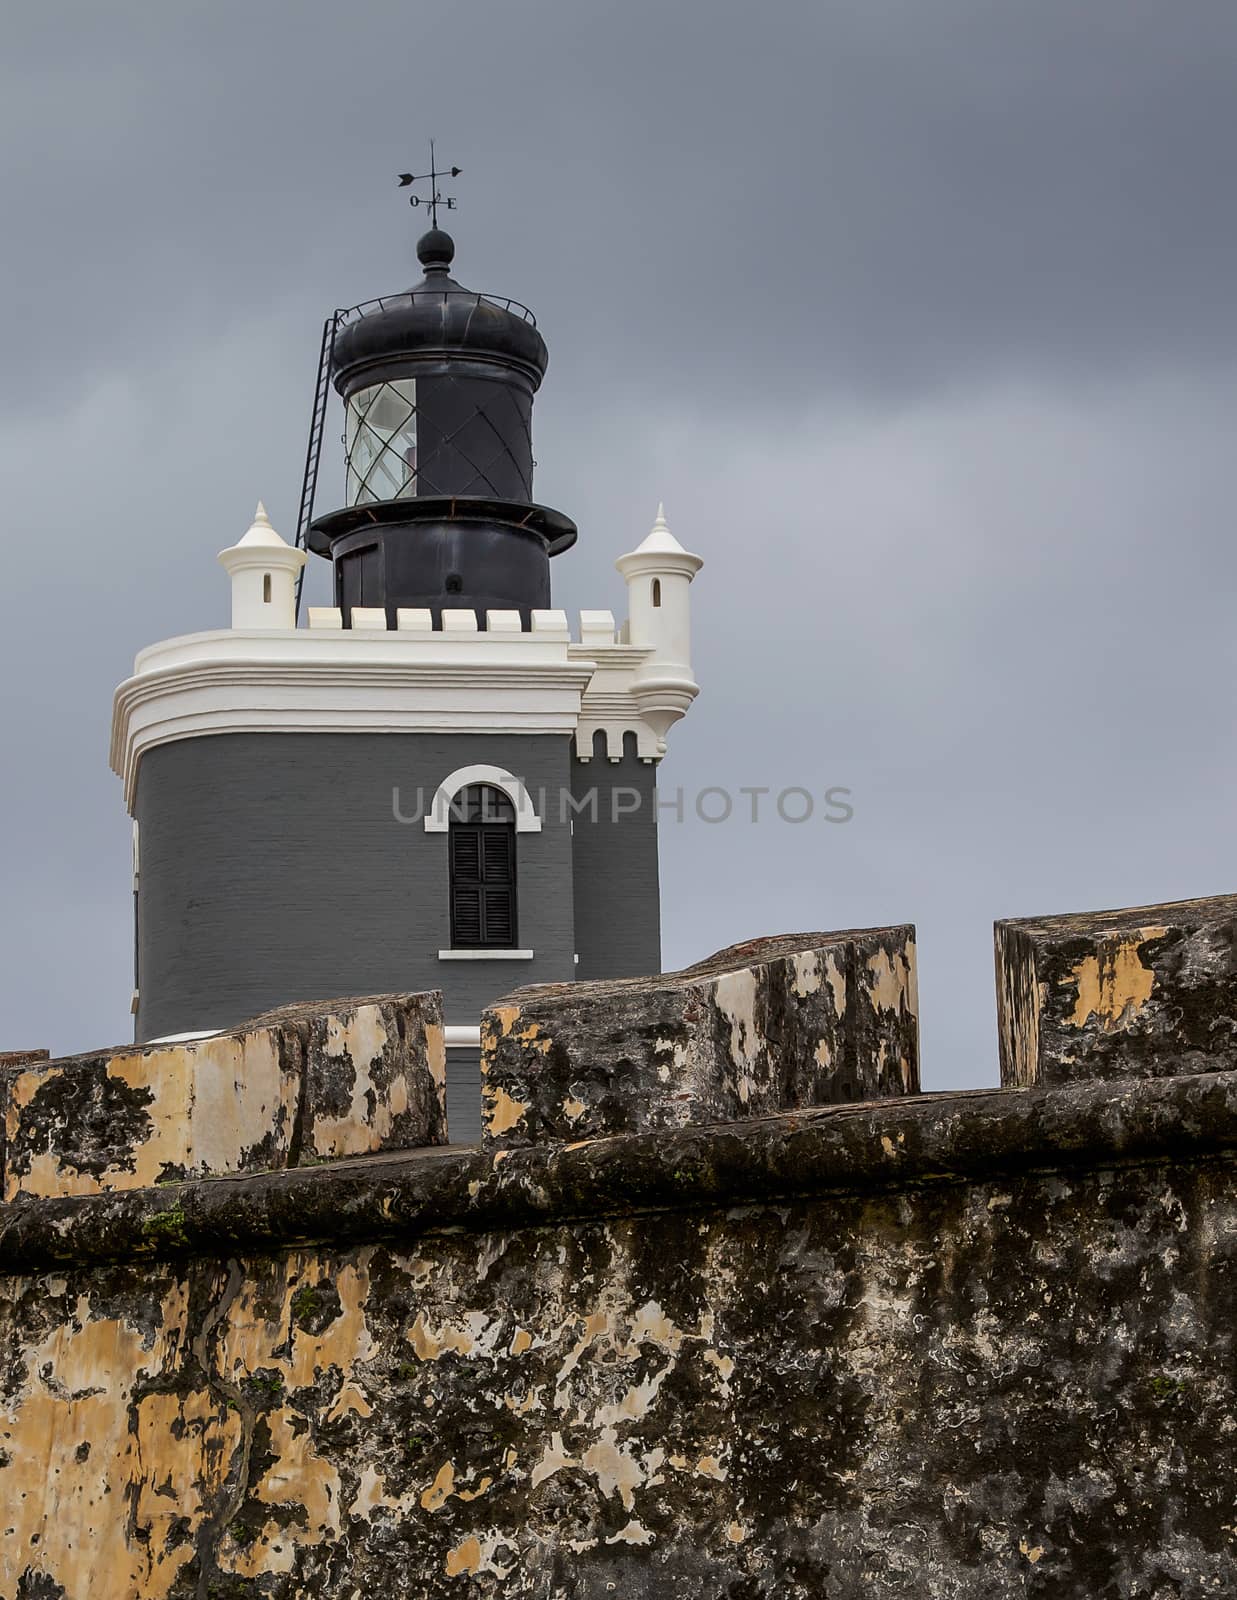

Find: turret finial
[634,502,689,555]
[416,228,456,273]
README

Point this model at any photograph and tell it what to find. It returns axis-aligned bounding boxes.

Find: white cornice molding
[131,628,576,675]
[569,641,684,761]
[111,630,597,811]
[111,621,698,811]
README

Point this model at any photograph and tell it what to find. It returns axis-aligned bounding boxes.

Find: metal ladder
[294,314,339,623]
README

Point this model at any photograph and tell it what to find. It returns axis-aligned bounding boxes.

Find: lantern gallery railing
[336,287,538,330]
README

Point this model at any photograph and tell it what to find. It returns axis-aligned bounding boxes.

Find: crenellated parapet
[113,506,703,807]
[5,902,1237,1596]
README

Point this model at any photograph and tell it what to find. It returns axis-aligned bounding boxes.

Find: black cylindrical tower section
[308,228,576,626]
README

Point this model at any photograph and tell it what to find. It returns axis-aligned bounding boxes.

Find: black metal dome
[330,230,548,395]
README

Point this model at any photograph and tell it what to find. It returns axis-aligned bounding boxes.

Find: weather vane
[397,140,461,229]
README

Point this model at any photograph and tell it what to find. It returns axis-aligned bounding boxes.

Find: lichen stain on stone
[222,1255,376,1394]
[6,1032,299,1200]
[790,951,823,997]
[0,1278,206,1600]
[503,1385,544,1416]
[485,1085,532,1137]
[607,1518,655,1545]
[443,1530,516,1579]
[7,1149,98,1201]
[7,1062,62,1115]
[133,1387,243,1589]
[409,1313,476,1361]
[444,1537,485,1577]
[865,943,916,1016]
[326,1379,373,1422]
[421,1460,456,1511]
[457,1477,493,1503]
[627,1300,687,1353]
[425,1021,447,1089]
[121,1033,296,1183]
[821,960,846,1024]
[488,1006,522,1041]
[703,1348,735,1384]
[209,1258,382,1581]
[552,1311,610,1398]
[593,1365,673,1427]
[227,1404,343,1578]
[713,969,761,1072]
[314,1006,407,1158]
[408,1307,505,1363]
[533,1426,664,1513]
[1064,933,1162,1030]
[325,1007,387,1070]
[654,1035,691,1083]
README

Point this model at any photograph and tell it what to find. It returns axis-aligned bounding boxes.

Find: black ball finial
[417,228,455,272]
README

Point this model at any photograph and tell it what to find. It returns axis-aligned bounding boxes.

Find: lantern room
[306,228,576,627]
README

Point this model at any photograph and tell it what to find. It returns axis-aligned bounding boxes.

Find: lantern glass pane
[345,380,418,504]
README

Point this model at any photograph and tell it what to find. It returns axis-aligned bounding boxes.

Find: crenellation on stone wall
[0,992,446,1203]
[479,927,919,1148]
[996,892,1237,1086]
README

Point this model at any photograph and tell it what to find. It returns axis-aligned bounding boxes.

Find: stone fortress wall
[2,897,1235,1597]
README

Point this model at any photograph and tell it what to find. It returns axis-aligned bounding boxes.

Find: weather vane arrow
[397,140,461,228]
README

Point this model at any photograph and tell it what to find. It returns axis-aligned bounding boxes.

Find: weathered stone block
[0,1051,51,1201]
[480,926,918,1146]
[997,894,1237,1086]
[1,992,446,1200]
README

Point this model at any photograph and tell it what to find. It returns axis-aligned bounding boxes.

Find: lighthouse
[110,205,703,1139]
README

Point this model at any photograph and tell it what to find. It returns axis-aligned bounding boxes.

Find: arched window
[652,578,662,608]
[449,785,517,947]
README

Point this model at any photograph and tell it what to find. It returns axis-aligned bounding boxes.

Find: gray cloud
[3,1,1236,1087]
[7,1,1237,406]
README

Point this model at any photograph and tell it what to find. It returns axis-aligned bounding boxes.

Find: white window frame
[423,764,542,834]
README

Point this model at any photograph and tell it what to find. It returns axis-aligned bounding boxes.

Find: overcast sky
[3,1,1236,1087]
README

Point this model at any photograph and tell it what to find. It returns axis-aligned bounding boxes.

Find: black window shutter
[452,828,481,880]
[483,888,514,944]
[482,830,512,879]
[449,788,518,948]
[452,887,483,945]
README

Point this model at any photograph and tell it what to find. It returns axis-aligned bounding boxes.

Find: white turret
[217,503,308,630]
[615,503,703,747]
